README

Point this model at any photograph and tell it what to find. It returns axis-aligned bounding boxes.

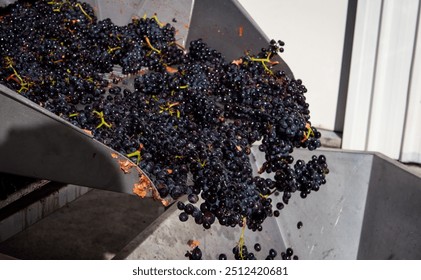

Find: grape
[188,193,199,204]
[254,243,261,252]
[177,201,185,210]
[247,252,256,260]
[276,202,285,210]
[179,212,189,222]
[286,248,294,256]
[218,253,227,260]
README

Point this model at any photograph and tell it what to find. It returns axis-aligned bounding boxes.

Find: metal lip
[0,84,93,138]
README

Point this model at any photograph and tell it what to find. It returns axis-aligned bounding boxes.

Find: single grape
[179,212,189,222]
[254,243,261,252]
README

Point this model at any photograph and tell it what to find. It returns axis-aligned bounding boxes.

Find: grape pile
[0,0,329,259]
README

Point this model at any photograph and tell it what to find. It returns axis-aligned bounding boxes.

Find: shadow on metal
[357,155,421,259]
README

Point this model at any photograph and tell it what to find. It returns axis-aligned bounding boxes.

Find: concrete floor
[0,189,164,259]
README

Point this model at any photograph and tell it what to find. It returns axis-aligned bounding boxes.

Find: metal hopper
[114,148,421,260]
[1,0,420,261]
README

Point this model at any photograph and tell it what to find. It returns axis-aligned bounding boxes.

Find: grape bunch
[0,0,329,258]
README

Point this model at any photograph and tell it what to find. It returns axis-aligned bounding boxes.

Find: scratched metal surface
[114,196,287,260]
[252,147,373,259]
[252,147,421,259]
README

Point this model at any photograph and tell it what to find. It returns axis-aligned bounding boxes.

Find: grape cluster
[0,0,328,256]
[281,247,299,260]
[225,243,298,260]
[232,244,258,260]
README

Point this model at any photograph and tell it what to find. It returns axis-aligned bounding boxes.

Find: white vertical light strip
[342,0,383,151]
[367,0,419,159]
[401,5,421,163]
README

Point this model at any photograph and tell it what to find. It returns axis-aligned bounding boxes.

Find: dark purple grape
[254,243,261,252]
[269,248,277,258]
[179,212,189,222]
[286,248,293,256]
